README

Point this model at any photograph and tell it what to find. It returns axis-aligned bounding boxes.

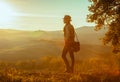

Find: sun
[0,1,15,25]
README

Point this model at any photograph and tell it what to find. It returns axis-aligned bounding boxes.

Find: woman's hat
[63,15,71,21]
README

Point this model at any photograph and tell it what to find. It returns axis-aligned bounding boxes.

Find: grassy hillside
[0,27,112,61]
[0,27,120,81]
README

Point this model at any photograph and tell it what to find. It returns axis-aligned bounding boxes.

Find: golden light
[0,1,15,25]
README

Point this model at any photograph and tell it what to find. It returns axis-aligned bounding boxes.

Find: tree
[87,0,120,54]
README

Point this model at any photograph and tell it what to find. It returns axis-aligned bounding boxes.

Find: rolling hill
[0,27,113,61]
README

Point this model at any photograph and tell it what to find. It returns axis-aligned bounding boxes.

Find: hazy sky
[0,0,94,31]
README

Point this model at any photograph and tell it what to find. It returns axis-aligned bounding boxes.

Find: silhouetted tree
[87,0,120,54]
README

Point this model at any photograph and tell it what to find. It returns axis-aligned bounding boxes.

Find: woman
[62,15,75,73]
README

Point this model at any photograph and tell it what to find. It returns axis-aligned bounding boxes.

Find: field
[0,27,120,82]
[0,56,120,82]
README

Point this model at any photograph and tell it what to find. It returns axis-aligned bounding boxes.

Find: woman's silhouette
[62,15,75,73]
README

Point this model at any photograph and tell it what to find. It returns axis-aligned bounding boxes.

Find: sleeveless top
[63,23,75,42]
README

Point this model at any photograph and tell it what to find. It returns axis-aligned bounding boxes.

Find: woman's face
[63,18,70,24]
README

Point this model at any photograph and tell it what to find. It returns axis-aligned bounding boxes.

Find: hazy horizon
[0,0,95,31]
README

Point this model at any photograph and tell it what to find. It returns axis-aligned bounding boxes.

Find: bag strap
[75,31,79,42]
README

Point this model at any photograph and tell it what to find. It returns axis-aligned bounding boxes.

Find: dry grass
[0,56,120,82]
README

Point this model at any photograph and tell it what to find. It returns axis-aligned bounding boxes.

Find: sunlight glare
[0,2,15,25]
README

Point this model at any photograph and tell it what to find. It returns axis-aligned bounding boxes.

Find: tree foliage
[87,0,120,53]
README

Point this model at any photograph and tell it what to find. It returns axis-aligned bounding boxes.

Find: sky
[0,0,94,31]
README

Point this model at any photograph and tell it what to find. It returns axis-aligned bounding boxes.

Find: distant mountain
[0,27,112,61]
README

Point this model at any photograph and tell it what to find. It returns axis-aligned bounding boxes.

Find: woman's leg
[62,46,70,72]
[69,50,75,73]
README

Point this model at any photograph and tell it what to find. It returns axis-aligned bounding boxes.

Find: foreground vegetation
[0,56,120,82]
